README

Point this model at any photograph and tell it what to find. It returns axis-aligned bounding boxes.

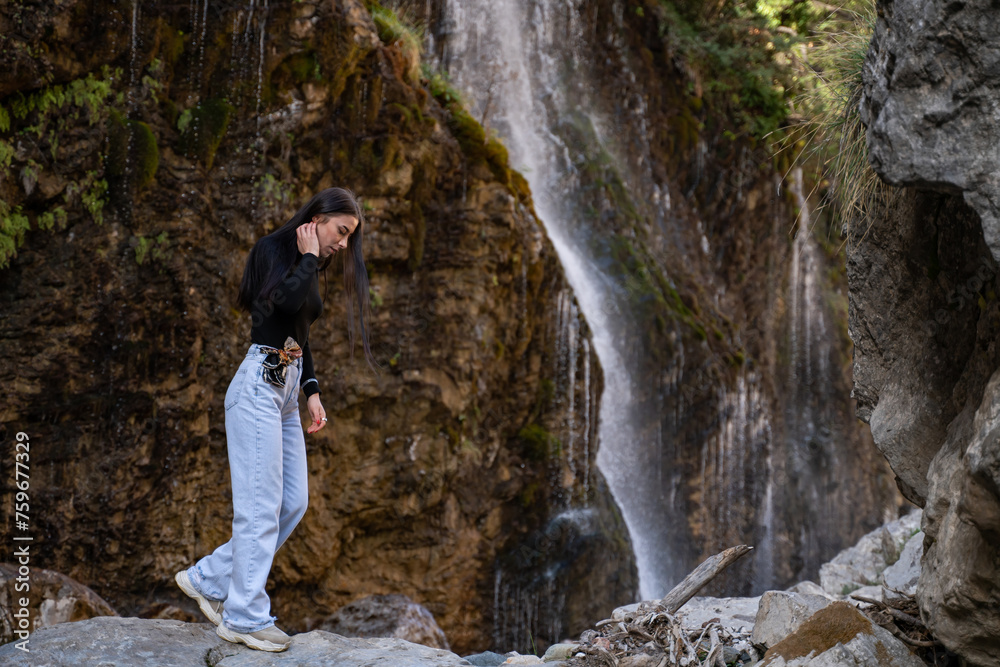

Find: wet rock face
[856,1,1000,663]
[426,0,899,601]
[860,0,1000,262]
[0,0,634,655]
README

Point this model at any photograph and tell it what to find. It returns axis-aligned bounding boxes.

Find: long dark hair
[237,187,377,369]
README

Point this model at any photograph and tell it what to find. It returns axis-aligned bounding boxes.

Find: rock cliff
[424,0,900,599]
[858,0,1000,663]
[0,0,635,654]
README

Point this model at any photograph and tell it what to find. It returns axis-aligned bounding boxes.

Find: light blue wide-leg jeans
[186,344,310,633]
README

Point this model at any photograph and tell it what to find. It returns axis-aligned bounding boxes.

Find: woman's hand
[306,393,327,434]
[296,221,320,257]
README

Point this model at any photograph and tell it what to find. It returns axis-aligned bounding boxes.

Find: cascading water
[438,0,675,600]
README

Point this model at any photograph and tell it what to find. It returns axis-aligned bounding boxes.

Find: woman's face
[312,213,359,258]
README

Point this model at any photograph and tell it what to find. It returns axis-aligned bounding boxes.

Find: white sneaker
[174,570,224,626]
[216,622,291,652]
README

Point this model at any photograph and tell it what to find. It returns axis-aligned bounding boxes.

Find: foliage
[368,2,423,83]
[134,231,170,265]
[255,173,294,212]
[655,0,819,140]
[0,201,30,269]
[0,68,121,268]
[424,65,462,105]
[782,0,891,237]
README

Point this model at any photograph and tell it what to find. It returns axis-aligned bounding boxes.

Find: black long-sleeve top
[250,252,323,398]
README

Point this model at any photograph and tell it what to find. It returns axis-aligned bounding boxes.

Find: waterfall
[439,0,674,599]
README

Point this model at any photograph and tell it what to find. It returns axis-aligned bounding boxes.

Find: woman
[174,187,375,652]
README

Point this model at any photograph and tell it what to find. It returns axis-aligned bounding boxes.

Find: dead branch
[655,545,755,613]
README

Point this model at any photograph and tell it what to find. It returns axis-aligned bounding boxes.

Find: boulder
[786,581,833,599]
[817,511,920,598]
[0,563,117,644]
[673,596,760,635]
[316,594,450,650]
[881,532,922,602]
[610,596,759,635]
[860,0,1000,263]
[855,1,1000,661]
[762,602,924,667]
[751,591,832,648]
[0,616,475,666]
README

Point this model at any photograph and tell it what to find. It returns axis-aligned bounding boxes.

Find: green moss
[177,98,233,169]
[275,51,322,86]
[158,22,186,66]
[519,481,540,508]
[370,4,423,82]
[518,423,561,461]
[407,202,425,271]
[387,102,414,132]
[538,379,555,410]
[106,111,159,192]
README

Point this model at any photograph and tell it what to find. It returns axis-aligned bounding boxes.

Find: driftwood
[654,544,754,613]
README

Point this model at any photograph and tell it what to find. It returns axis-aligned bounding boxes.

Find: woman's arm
[274,222,321,314]
[302,343,326,433]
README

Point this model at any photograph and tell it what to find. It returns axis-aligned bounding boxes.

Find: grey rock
[860,0,1000,264]
[0,616,474,666]
[673,596,760,634]
[0,563,117,644]
[610,601,640,620]
[846,585,883,605]
[918,367,1000,665]
[818,511,921,598]
[762,602,924,666]
[751,591,832,648]
[619,655,661,667]
[541,643,579,661]
[494,655,543,665]
[463,651,510,666]
[881,532,922,601]
[0,616,224,666]
[211,631,474,666]
[844,159,1000,663]
[785,581,833,599]
[316,593,450,650]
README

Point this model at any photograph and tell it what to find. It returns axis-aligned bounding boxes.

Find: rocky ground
[1,509,962,666]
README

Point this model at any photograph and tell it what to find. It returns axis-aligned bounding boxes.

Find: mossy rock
[106,110,159,192]
[518,423,560,461]
[352,134,403,180]
[177,98,233,169]
[406,201,425,271]
[155,19,185,66]
[272,51,322,89]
